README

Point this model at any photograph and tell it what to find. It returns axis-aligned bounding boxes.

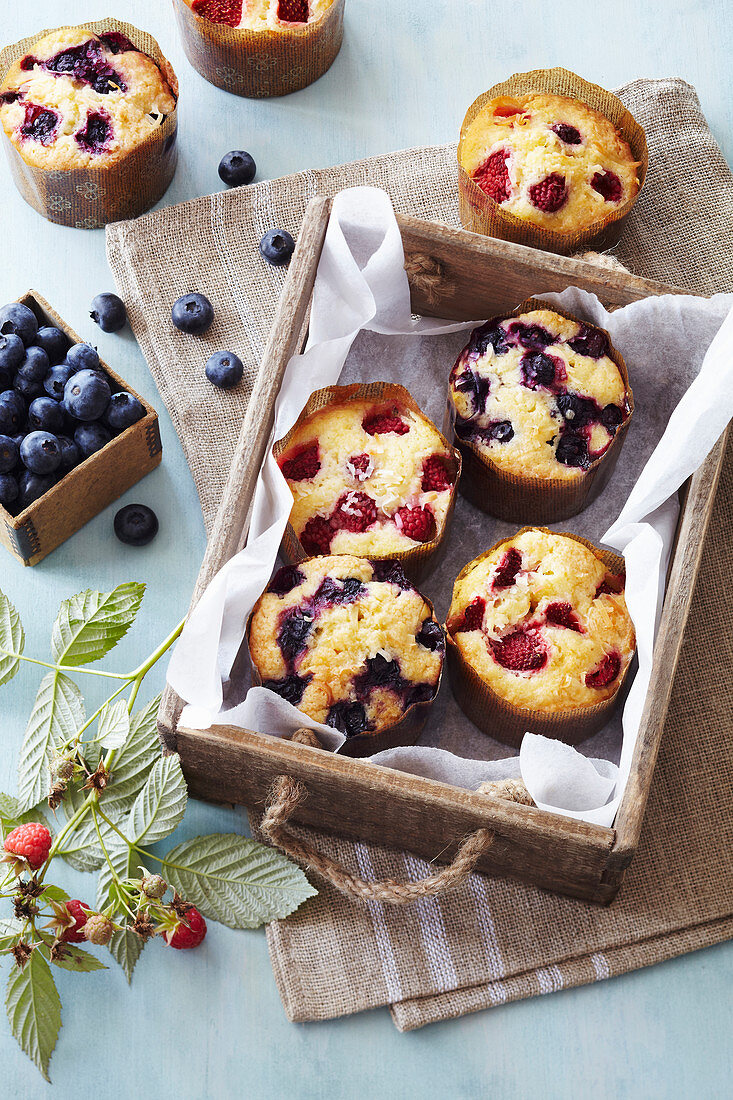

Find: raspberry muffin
[276,384,460,580]
[446,528,635,747]
[173,0,345,98]
[248,555,445,757]
[449,302,632,523]
[0,23,178,226]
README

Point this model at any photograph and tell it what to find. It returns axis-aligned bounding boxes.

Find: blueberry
[0,434,19,474]
[555,392,595,427]
[0,332,24,372]
[490,420,514,443]
[90,292,127,333]
[44,362,74,400]
[600,404,624,433]
[314,576,365,607]
[205,350,243,390]
[508,322,553,349]
[13,368,44,401]
[20,430,62,475]
[568,326,609,359]
[326,701,367,738]
[56,435,81,470]
[262,674,309,706]
[362,654,401,687]
[18,346,50,382]
[416,619,444,652]
[218,150,256,187]
[28,396,65,434]
[17,469,56,510]
[0,472,18,509]
[35,325,68,364]
[556,431,589,468]
[521,351,556,389]
[0,367,12,392]
[259,229,295,267]
[74,422,111,458]
[66,343,101,372]
[0,391,26,434]
[468,323,509,357]
[453,368,491,414]
[104,391,145,432]
[113,503,159,546]
[0,302,38,346]
[371,560,410,589]
[277,609,313,662]
[63,369,111,421]
[268,566,306,597]
[406,683,435,707]
[171,293,214,335]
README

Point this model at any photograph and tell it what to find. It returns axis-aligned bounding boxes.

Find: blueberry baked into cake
[277,390,459,558]
[459,92,640,233]
[446,528,635,745]
[249,556,444,749]
[449,306,631,483]
[0,28,176,169]
[186,0,335,29]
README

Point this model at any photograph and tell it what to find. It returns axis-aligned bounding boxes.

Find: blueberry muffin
[0,28,176,170]
[249,555,444,755]
[446,528,635,746]
[277,386,460,568]
[459,91,640,233]
[448,304,632,522]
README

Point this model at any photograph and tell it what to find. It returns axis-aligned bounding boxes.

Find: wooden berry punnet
[158,198,727,905]
[0,291,161,567]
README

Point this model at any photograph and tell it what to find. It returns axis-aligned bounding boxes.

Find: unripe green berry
[83,914,113,946]
[141,874,167,899]
[50,755,74,782]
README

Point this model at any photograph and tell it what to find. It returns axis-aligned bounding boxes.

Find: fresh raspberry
[585,651,621,688]
[362,410,409,436]
[528,173,568,213]
[595,574,623,597]
[3,823,51,870]
[591,170,623,203]
[332,491,377,533]
[141,874,167,900]
[346,453,373,481]
[394,505,436,543]
[191,0,243,25]
[277,0,309,19]
[83,914,114,946]
[456,597,485,633]
[552,123,581,145]
[490,630,547,672]
[166,905,207,950]
[60,900,89,944]
[280,443,320,481]
[300,516,333,556]
[545,601,582,632]
[421,455,453,493]
[492,548,522,590]
[473,149,511,204]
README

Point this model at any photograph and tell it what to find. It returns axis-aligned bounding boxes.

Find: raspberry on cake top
[447,529,635,711]
[449,307,630,480]
[460,92,640,232]
[187,0,335,29]
[249,556,444,738]
[277,393,458,556]
[0,28,176,170]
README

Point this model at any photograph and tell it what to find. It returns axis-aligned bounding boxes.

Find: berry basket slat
[158,197,727,904]
[0,290,161,566]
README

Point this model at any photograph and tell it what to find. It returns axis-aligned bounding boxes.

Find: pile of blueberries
[0,300,144,514]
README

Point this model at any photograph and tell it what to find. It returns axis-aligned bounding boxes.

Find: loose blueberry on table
[114,503,159,546]
[259,229,295,266]
[90,291,127,333]
[218,150,256,187]
[205,350,244,390]
[171,293,215,335]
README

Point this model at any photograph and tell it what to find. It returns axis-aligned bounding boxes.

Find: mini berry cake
[446,528,635,746]
[276,385,460,578]
[449,303,632,523]
[248,555,444,756]
[185,0,336,31]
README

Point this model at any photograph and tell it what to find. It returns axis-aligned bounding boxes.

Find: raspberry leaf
[107,929,145,983]
[0,590,24,687]
[0,793,47,840]
[103,695,162,819]
[39,886,69,905]
[5,946,61,1081]
[97,699,130,751]
[162,833,317,929]
[50,583,145,667]
[0,918,24,952]
[17,672,85,810]
[123,754,187,848]
[45,943,107,973]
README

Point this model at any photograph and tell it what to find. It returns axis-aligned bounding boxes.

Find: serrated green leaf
[107,929,145,983]
[0,919,24,952]
[97,700,129,751]
[40,885,69,905]
[103,695,161,820]
[6,946,61,1081]
[53,785,105,873]
[125,754,187,848]
[0,793,46,839]
[51,583,145,667]
[17,672,85,810]
[48,943,106,973]
[0,591,24,688]
[162,833,317,929]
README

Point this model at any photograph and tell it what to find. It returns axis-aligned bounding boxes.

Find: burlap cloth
[107,79,733,1029]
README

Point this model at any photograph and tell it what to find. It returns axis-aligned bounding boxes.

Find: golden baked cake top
[278,393,458,555]
[249,555,444,737]
[186,0,336,29]
[449,308,630,481]
[460,92,640,232]
[447,529,635,712]
[0,27,176,170]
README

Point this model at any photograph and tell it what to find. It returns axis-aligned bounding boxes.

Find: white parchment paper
[167,187,733,827]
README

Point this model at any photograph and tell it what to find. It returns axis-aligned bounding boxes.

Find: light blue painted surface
[1,1,731,1095]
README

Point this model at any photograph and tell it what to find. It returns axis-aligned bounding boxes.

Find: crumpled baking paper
[167,186,733,827]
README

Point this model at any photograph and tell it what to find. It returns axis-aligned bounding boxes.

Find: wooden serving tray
[158,197,728,904]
